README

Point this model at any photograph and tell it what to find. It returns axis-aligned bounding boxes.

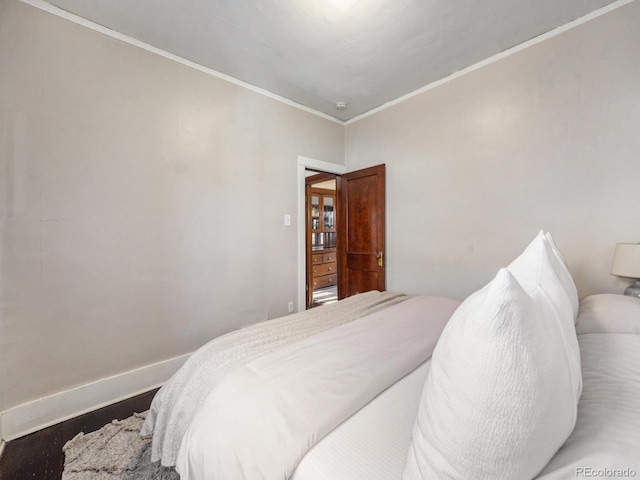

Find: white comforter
[175,295,460,480]
[142,290,407,466]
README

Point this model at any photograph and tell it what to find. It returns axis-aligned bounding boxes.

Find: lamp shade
[611,243,640,279]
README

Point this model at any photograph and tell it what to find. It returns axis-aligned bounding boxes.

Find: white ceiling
[43,0,619,121]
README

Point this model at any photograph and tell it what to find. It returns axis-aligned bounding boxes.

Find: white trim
[297,156,347,311]
[298,156,348,174]
[345,0,637,125]
[18,0,634,126]
[17,0,343,125]
[0,353,190,441]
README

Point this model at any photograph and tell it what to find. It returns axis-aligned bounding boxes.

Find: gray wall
[0,0,344,411]
[346,1,640,301]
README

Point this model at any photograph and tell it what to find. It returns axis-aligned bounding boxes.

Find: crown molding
[18,0,345,125]
[18,0,634,127]
[345,0,637,125]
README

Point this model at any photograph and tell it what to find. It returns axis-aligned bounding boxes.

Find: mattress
[291,332,640,479]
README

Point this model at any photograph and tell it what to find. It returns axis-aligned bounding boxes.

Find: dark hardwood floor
[0,388,159,480]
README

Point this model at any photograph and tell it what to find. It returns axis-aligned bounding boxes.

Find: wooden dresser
[311,248,337,290]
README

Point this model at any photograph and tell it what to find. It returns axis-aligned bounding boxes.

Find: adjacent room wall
[0,0,344,413]
[345,1,640,301]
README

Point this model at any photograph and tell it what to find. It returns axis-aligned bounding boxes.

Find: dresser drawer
[312,253,324,265]
[311,262,336,277]
[322,252,336,263]
[313,274,337,289]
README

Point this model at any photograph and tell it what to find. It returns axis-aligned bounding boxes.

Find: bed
[142,232,640,480]
[291,293,640,480]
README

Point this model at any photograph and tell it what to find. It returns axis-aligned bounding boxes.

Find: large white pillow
[507,230,582,403]
[402,269,577,480]
[544,232,580,319]
[509,231,579,321]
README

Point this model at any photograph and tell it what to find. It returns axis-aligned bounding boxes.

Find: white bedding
[146,287,639,479]
[175,296,460,480]
[291,359,431,480]
[289,300,640,480]
[142,290,407,466]
[537,333,640,478]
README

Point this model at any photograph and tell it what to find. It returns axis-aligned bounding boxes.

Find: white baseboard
[0,353,191,442]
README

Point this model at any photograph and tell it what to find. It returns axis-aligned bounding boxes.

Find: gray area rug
[62,411,179,480]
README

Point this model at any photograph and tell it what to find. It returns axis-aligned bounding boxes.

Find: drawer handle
[328,267,332,271]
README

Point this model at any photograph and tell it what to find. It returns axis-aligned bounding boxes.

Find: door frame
[297,156,346,312]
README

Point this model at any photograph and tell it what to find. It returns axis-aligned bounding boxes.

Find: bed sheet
[291,360,430,480]
[537,333,640,478]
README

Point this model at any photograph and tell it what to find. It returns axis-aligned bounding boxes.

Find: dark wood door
[338,164,385,298]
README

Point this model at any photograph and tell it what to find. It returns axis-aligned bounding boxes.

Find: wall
[346,1,640,301]
[0,0,344,413]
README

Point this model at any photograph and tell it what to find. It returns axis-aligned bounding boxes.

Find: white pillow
[508,231,578,321]
[576,293,640,335]
[544,231,580,318]
[507,230,582,403]
[402,269,577,480]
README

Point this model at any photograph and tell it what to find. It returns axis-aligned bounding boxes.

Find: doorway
[296,156,386,312]
[306,172,339,308]
[297,156,346,312]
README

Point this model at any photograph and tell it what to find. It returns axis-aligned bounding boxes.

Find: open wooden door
[338,164,385,298]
